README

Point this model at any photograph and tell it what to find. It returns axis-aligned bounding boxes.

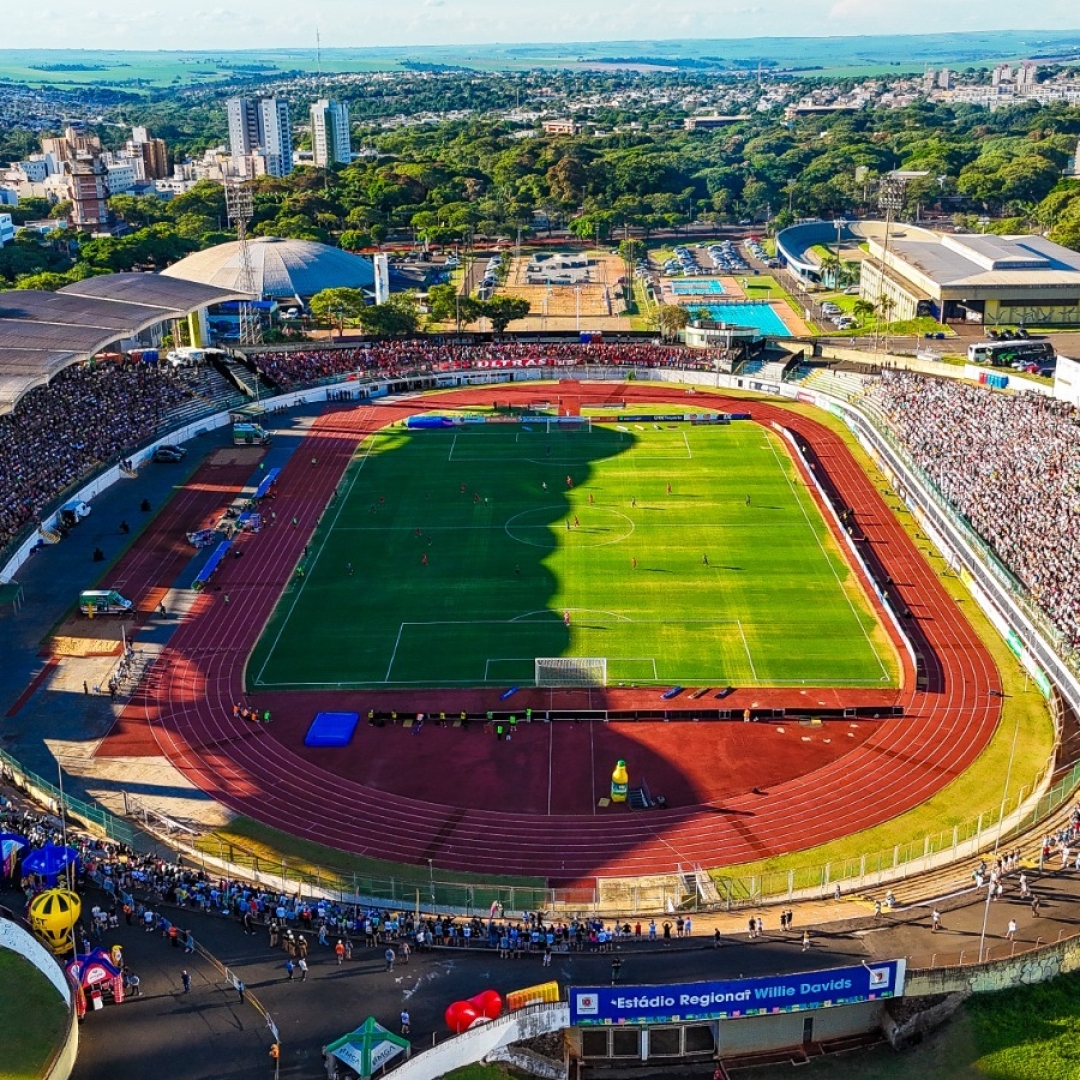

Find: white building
[226,97,293,177]
[310,98,351,167]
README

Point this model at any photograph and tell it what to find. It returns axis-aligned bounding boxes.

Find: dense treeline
[3,95,1080,291]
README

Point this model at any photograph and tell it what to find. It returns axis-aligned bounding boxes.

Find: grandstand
[0,273,250,415]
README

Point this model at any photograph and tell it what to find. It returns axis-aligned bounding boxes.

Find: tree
[478,295,531,334]
[358,293,421,336]
[852,299,875,323]
[309,287,367,339]
[656,304,690,341]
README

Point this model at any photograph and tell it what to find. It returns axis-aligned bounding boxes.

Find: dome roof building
[161,236,373,300]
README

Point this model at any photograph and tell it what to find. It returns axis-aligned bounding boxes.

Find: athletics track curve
[119,383,1001,884]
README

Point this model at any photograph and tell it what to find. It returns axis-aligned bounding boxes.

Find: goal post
[546,416,592,434]
[534,657,607,688]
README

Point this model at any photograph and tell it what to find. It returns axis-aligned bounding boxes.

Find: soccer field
[249,417,898,690]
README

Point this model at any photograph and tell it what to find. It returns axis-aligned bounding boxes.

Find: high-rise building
[67,156,110,229]
[937,68,952,90]
[258,98,293,177]
[227,97,293,177]
[310,99,351,167]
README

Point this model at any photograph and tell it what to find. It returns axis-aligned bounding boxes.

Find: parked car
[153,445,187,463]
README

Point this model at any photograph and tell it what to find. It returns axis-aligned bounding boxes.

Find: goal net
[546,416,592,434]
[535,657,607,687]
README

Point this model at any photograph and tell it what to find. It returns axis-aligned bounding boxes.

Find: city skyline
[4,3,1080,51]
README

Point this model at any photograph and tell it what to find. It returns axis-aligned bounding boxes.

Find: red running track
[114,384,1000,884]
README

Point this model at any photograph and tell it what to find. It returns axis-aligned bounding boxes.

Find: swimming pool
[701,303,793,337]
[670,279,726,295]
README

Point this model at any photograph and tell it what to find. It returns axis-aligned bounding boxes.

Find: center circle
[504,505,635,549]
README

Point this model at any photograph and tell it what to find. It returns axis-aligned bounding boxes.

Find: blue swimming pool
[670,278,726,296]
[700,303,793,337]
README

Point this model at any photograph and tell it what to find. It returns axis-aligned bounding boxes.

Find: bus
[967,339,1055,368]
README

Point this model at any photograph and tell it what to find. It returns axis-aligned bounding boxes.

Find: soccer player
[667,483,672,495]
[574,515,580,528]
[588,493,594,505]
[566,475,573,488]
[632,557,637,569]
[542,481,547,492]
[702,553,709,566]
[564,610,571,627]
[346,562,353,576]
[746,494,751,506]
[421,553,428,567]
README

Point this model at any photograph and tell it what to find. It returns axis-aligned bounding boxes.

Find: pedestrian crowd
[865,370,1080,649]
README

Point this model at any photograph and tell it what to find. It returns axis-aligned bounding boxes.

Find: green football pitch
[249,418,899,690]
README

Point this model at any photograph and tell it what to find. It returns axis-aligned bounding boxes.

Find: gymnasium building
[859,226,1080,328]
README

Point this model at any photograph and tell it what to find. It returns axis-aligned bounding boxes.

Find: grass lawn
[0,950,68,1080]
[249,418,896,691]
[743,971,1080,1080]
[196,815,549,908]
[443,1066,516,1080]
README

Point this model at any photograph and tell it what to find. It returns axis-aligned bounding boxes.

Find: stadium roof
[0,272,248,415]
[160,236,374,299]
[885,232,1080,291]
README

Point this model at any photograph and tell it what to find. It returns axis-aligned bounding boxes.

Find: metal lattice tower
[225,181,262,347]
[874,174,908,354]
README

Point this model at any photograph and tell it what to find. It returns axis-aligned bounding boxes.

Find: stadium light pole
[832,218,847,288]
[992,689,1019,854]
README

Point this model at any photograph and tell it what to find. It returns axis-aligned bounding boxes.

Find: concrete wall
[387,1003,569,1080]
[907,933,1080,997]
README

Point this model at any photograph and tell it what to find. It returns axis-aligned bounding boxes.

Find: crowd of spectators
[1,787,684,969]
[865,371,1080,649]
[0,360,194,550]
[247,340,715,390]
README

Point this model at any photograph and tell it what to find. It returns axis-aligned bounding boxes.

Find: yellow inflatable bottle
[611,759,629,803]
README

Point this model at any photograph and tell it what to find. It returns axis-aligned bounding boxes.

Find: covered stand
[21,843,80,885]
[325,1017,410,1079]
[0,832,29,878]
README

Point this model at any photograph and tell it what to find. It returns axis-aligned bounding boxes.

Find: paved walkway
[10,857,1076,1080]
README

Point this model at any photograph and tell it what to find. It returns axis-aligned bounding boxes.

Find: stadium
[0,326,1073,913]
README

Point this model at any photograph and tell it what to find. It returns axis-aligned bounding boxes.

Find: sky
[4,1,1080,51]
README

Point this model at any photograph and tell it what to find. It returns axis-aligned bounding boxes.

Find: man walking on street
[181,969,191,994]
[298,958,308,981]
[385,947,396,971]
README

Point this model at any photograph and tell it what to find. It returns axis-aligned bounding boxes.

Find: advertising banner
[570,960,905,1026]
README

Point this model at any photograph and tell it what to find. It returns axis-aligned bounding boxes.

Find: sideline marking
[736,619,759,682]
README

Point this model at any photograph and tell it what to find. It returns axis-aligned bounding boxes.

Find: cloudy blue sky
[5,0,1080,50]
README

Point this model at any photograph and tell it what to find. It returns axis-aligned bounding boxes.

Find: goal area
[534,657,607,688]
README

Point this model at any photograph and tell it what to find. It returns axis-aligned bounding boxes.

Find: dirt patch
[206,446,266,468]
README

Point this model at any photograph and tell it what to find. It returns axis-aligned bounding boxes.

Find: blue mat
[305,711,360,748]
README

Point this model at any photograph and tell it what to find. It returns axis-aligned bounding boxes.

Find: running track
[114,384,999,884]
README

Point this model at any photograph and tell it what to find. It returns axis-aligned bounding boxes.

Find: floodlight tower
[875,174,906,355]
[225,180,262,347]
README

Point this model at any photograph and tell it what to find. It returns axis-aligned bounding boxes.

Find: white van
[165,348,206,368]
[79,590,133,616]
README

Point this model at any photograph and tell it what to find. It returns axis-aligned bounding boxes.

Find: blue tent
[22,843,80,885]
